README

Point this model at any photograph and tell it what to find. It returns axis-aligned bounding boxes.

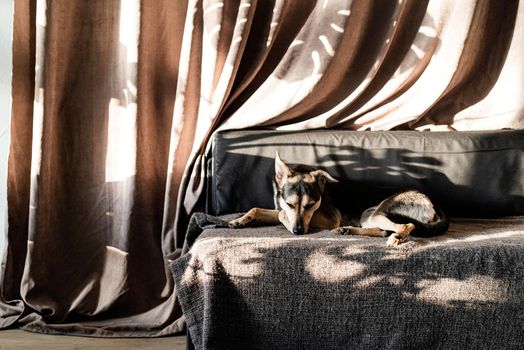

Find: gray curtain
[1,0,522,336]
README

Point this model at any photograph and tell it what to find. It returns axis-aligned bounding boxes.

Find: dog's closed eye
[304,202,316,210]
[285,202,296,209]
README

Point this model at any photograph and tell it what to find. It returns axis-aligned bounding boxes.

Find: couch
[172,129,524,350]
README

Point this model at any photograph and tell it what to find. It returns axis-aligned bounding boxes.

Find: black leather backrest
[208,130,524,218]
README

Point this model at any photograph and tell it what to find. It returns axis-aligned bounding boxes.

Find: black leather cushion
[208,130,524,218]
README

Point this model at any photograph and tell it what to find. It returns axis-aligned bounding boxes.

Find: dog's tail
[389,206,449,238]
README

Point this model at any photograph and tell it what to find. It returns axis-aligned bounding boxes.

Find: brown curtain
[1,0,522,337]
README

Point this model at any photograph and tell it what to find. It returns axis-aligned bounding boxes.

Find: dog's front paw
[228,217,249,229]
[332,226,351,235]
[228,219,243,229]
[228,212,256,229]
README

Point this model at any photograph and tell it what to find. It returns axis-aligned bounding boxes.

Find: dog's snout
[292,225,304,235]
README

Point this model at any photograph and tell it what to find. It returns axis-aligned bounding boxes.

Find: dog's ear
[309,169,338,185]
[275,152,290,185]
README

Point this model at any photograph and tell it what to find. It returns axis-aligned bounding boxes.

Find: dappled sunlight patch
[305,246,366,282]
[413,219,524,249]
[211,246,267,279]
[406,276,510,307]
[426,230,524,246]
[352,275,384,289]
[352,272,410,289]
[387,274,407,287]
[192,238,291,279]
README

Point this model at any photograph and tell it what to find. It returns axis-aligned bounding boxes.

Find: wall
[0,1,13,255]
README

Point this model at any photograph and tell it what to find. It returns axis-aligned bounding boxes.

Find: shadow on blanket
[172,213,524,350]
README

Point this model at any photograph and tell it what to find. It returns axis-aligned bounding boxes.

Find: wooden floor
[0,330,186,350]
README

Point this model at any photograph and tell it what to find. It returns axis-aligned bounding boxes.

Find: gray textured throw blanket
[172,214,524,350]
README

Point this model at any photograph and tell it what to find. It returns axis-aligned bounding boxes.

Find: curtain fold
[1,0,188,336]
[1,0,523,337]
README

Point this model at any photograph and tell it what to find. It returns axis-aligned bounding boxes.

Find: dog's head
[274,153,338,235]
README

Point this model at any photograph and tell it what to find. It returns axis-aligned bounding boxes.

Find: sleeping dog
[229,153,448,246]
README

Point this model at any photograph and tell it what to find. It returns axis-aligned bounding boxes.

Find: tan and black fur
[229,153,448,246]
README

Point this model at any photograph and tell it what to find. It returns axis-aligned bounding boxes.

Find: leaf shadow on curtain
[407,0,519,129]
[268,0,404,127]
[222,0,316,116]
[204,0,444,135]
[332,0,436,129]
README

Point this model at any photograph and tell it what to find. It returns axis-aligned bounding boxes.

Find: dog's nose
[292,226,304,235]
